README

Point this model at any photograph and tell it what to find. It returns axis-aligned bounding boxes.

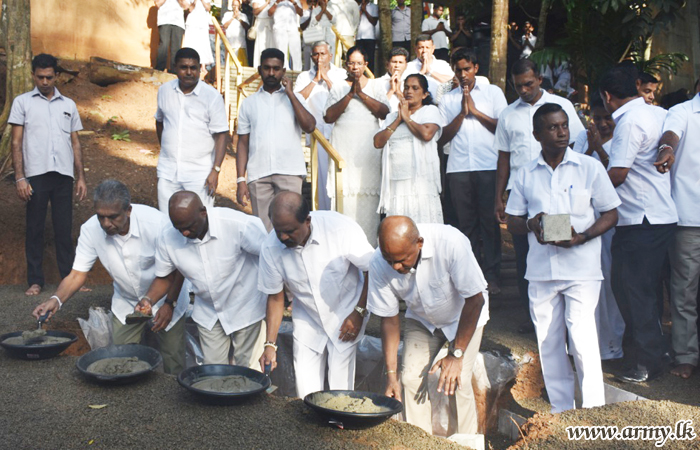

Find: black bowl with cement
[304,390,403,429]
[76,344,162,385]
[0,330,78,360]
[178,364,270,405]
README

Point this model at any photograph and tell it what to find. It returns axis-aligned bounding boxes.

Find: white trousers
[197,320,266,368]
[317,148,331,210]
[529,280,605,413]
[157,177,214,214]
[273,26,302,71]
[293,336,358,399]
[595,228,625,359]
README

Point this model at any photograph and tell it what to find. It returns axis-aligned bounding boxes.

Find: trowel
[22,312,50,344]
[265,363,278,394]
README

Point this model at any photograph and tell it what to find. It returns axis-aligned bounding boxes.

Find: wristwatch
[213,165,221,173]
[451,348,464,358]
[354,305,369,317]
[164,297,176,308]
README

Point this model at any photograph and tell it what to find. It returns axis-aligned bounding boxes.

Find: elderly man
[391,0,411,52]
[137,191,268,366]
[33,180,189,374]
[294,41,347,210]
[506,104,620,413]
[259,192,374,398]
[402,35,454,100]
[155,47,228,214]
[237,48,316,231]
[421,5,451,62]
[10,53,87,297]
[379,46,409,113]
[368,216,489,435]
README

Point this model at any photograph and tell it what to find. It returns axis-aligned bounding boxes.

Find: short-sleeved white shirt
[154,79,229,183]
[367,224,489,341]
[72,205,189,331]
[438,78,508,172]
[155,207,268,334]
[356,2,378,40]
[493,90,585,190]
[609,97,677,226]
[157,0,186,28]
[663,94,700,226]
[258,211,374,353]
[421,16,451,50]
[505,149,621,281]
[403,58,455,100]
[237,86,309,182]
[272,0,301,29]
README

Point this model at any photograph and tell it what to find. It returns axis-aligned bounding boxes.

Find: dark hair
[533,103,565,132]
[404,74,434,106]
[540,77,553,91]
[294,195,310,223]
[660,88,690,110]
[456,12,466,19]
[389,47,409,60]
[450,49,478,67]
[599,64,638,100]
[32,54,58,72]
[175,47,201,65]
[512,58,540,77]
[268,191,309,223]
[260,47,285,64]
[638,72,659,85]
[589,90,606,110]
[415,34,433,46]
[346,45,368,63]
[94,179,131,211]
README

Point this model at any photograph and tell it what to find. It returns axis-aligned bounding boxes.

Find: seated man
[259,192,374,398]
[506,103,620,412]
[369,216,488,435]
[33,179,189,374]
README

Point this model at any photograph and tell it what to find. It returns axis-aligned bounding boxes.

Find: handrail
[330,25,374,79]
[210,16,243,73]
[310,128,345,213]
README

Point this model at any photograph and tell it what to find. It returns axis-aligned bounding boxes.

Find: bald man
[138,191,268,366]
[367,216,489,435]
[258,192,374,398]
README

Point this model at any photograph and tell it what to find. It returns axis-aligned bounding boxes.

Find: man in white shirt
[259,192,374,398]
[155,0,188,72]
[237,48,316,231]
[355,0,379,73]
[656,92,700,380]
[438,50,508,295]
[329,0,360,46]
[599,64,677,383]
[403,35,455,100]
[136,191,268,366]
[506,104,620,413]
[519,21,536,59]
[294,41,347,210]
[421,5,451,62]
[494,58,584,333]
[154,47,229,214]
[270,0,303,70]
[391,0,411,52]
[637,72,659,105]
[379,46,409,113]
[33,180,189,374]
[369,216,489,435]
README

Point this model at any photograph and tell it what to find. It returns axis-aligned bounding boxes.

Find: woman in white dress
[324,46,389,245]
[183,0,215,72]
[222,0,250,66]
[374,74,444,223]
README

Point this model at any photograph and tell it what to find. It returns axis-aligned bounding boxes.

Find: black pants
[434,48,449,62]
[156,24,185,72]
[355,39,377,74]
[448,171,501,282]
[611,219,676,371]
[393,40,411,53]
[26,172,75,287]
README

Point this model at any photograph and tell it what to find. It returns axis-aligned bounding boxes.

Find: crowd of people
[9,0,700,439]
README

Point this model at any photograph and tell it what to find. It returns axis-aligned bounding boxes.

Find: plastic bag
[77,307,113,350]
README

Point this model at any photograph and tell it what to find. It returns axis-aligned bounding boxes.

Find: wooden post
[216,33,222,92]
[310,136,318,210]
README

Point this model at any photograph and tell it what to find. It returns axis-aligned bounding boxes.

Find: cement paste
[314,393,389,413]
[191,375,262,393]
[3,334,71,346]
[87,357,151,375]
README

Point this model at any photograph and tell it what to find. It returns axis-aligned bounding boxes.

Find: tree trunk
[534,0,550,50]
[489,0,508,91]
[0,0,33,169]
[378,0,392,76]
[87,57,177,87]
[410,0,422,60]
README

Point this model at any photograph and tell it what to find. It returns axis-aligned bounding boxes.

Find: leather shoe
[616,365,663,383]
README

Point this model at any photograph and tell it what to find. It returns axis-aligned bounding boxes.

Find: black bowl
[76,344,162,385]
[0,330,78,360]
[178,364,270,404]
[304,390,403,429]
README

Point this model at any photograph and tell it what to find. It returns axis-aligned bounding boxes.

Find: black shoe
[617,365,663,383]
[517,321,535,334]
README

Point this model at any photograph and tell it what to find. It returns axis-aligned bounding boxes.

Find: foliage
[111,130,131,142]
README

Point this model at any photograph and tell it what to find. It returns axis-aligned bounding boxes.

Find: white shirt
[72,205,189,331]
[609,97,677,226]
[403,58,455,100]
[367,224,490,340]
[494,90,585,190]
[329,0,359,36]
[438,78,508,172]
[520,34,536,58]
[222,11,249,48]
[252,0,273,19]
[357,3,378,40]
[272,0,301,29]
[155,208,268,334]
[294,64,348,140]
[258,211,374,353]
[664,94,700,226]
[157,0,186,28]
[421,16,451,50]
[505,149,621,281]
[572,129,612,163]
[237,86,308,182]
[391,6,411,41]
[154,79,228,183]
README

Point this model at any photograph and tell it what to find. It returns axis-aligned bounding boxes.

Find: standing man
[259,192,374,398]
[32,180,189,374]
[369,216,489,435]
[155,0,188,72]
[10,53,87,297]
[138,191,268,366]
[355,0,379,73]
[155,47,229,214]
[379,46,409,113]
[505,104,620,413]
[599,64,677,383]
[494,58,584,333]
[391,0,411,52]
[421,5,451,62]
[269,0,304,70]
[438,50,508,295]
[294,41,347,210]
[236,48,316,231]
[329,0,360,47]
[403,35,455,100]
[637,72,660,105]
[519,21,536,59]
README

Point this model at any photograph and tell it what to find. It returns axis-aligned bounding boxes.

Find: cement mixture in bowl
[314,393,390,413]
[3,335,72,346]
[87,356,151,375]
[191,375,263,393]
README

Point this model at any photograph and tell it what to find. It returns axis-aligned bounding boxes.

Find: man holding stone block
[505,103,620,413]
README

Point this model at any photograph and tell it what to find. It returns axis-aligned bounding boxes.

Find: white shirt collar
[534,148,580,171]
[612,96,646,123]
[174,80,202,96]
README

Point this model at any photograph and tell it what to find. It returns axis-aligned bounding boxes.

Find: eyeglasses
[347,62,366,67]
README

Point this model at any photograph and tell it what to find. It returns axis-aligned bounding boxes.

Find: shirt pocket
[60,113,73,134]
[138,255,156,270]
[569,188,591,217]
[428,273,452,305]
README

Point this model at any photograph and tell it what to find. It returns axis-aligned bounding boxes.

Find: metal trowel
[22,312,50,344]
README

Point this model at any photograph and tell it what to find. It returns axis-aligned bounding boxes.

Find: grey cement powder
[86,356,151,375]
[314,393,389,413]
[191,375,262,393]
[3,335,72,346]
